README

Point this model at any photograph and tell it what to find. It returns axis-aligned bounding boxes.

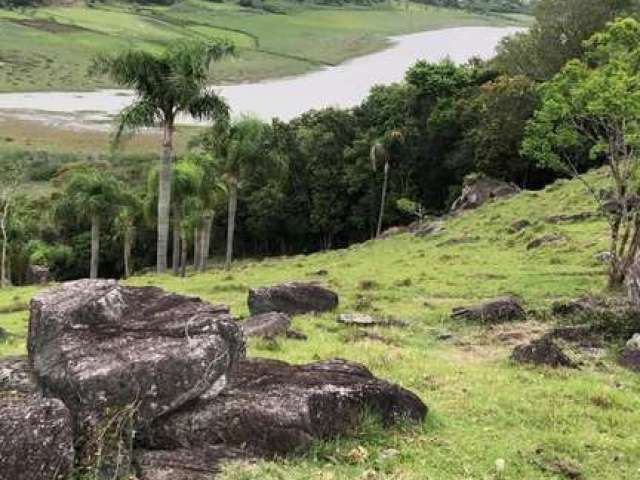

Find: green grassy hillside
[0,0,521,92]
[1,168,639,479]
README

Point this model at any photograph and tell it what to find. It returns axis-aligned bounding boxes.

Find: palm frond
[113,99,161,147]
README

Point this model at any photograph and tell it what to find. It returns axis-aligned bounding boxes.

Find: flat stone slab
[144,358,427,456]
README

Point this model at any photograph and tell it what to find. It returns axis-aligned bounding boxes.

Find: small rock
[509,219,531,233]
[27,265,49,285]
[511,337,579,368]
[285,329,308,341]
[452,296,526,323]
[242,312,291,338]
[248,282,339,316]
[338,313,408,328]
[379,226,408,239]
[379,448,400,461]
[545,212,594,224]
[338,313,377,326]
[594,251,612,264]
[414,221,446,238]
[619,333,640,372]
[526,234,565,250]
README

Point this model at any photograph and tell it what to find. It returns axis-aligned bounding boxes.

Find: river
[0,26,522,128]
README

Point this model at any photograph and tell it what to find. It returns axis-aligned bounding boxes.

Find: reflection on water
[0,26,522,127]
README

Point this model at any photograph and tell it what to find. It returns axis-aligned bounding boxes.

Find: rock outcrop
[451,175,519,213]
[145,358,427,456]
[28,279,245,430]
[619,333,640,372]
[0,396,74,480]
[452,296,526,323]
[136,447,249,480]
[511,337,579,369]
[248,282,339,316]
[242,312,291,338]
[0,280,426,478]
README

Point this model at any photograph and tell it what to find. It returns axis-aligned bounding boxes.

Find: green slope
[0,0,521,92]
[1,168,639,478]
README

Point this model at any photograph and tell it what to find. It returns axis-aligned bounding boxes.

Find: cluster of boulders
[0,279,427,480]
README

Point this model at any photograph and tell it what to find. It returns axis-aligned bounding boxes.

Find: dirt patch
[13,19,91,34]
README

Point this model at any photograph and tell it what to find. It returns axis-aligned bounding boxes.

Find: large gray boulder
[248,282,338,316]
[0,396,74,480]
[28,279,245,431]
[619,333,640,372]
[451,175,519,213]
[144,358,427,456]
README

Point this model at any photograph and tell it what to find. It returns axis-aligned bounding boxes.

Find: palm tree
[146,159,204,276]
[371,130,403,238]
[190,153,226,272]
[91,40,233,274]
[114,196,140,279]
[56,169,125,279]
[205,117,273,270]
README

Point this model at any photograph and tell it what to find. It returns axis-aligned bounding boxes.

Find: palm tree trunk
[157,122,174,273]
[193,225,201,270]
[90,213,100,279]
[172,207,181,276]
[0,216,7,289]
[180,229,188,278]
[225,178,238,270]
[123,227,132,279]
[200,210,214,272]
[376,162,390,238]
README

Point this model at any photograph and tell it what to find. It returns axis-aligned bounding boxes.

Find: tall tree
[55,169,126,279]
[0,158,24,287]
[91,40,233,273]
[204,116,274,269]
[522,18,640,287]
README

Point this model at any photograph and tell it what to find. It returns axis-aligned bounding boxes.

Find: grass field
[1,169,639,479]
[0,0,523,92]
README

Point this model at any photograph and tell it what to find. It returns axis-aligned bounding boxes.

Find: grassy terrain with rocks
[1,168,639,479]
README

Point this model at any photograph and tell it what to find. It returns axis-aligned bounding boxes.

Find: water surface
[0,26,522,127]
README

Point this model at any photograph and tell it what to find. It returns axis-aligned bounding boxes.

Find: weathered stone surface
[136,447,249,480]
[0,396,74,480]
[511,337,579,368]
[242,312,291,338]
[452,296,526,323]
[248,282,338,316]
[451,176,519,213]
[545,212,594,224]
[145,358,427,456]
[509,219,531,233]
[27,265,50,285]
[526,234,565,250]
[338,313,377,326]
[285,329,308,340]
[337,313,408,328]
[414,221,446,238]
[619,333,640,372]
[28,279,245,430]
[0,356,38,395]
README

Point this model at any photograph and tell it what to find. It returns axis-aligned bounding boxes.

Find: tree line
[1,0,639,287]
